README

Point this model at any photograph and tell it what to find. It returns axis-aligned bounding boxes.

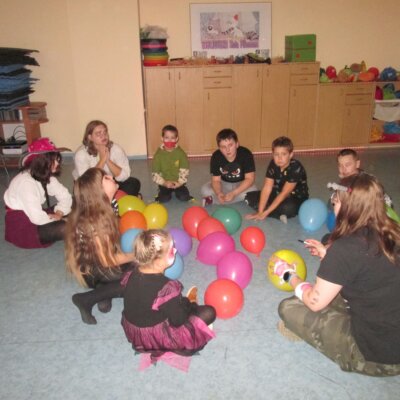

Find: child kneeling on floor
[121,229,216,364]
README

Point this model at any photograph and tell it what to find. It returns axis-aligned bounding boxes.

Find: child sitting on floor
[245,136,309,223]
[121,229,216,365]
[152,125,193,203]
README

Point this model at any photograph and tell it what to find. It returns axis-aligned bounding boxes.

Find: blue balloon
[164,252,184,280]
[326,209,336,232]
[120,228,143,253]
[299,198,328,232]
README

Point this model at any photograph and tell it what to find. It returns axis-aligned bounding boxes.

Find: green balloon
[212,206,242,235]
[386,206,400,223]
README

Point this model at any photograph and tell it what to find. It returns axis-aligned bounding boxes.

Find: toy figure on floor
[4,137,72,248]
[278,173,400,377]
[152,125,193,203]
[121,229,216,364]
[65,168,136,325]
[245,136,308,224]
[73,120,141,197]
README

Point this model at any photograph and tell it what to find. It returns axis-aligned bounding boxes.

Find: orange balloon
[197,216,226,241]
[182,206,208,239]
[119,210,147,234]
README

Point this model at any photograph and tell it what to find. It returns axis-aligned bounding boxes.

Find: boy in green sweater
[152,125,193,203]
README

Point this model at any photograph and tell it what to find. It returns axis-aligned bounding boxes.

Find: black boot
[71,281,124,325]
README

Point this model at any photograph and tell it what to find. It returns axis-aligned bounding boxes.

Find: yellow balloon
[117,195,146,216]
[267,249,307,292]
[143,203,168,229]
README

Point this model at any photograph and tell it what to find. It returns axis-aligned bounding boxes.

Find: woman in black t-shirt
[275,173,400,376]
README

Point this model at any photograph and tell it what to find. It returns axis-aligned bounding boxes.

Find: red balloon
[204,279,244,319]
[197,216,226,241]
[240,226,266,256]
[114,189,127,201]
[119,210,147,234]
[182,206,208,239]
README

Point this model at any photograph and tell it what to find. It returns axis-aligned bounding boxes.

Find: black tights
[72,280,124,325]
[38,220,66,244]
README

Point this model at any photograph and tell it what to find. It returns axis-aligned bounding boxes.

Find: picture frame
[190,2,272,58]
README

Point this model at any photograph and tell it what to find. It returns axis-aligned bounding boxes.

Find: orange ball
[119,210,147,234]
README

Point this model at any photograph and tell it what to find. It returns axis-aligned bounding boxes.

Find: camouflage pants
[278,295,400,376]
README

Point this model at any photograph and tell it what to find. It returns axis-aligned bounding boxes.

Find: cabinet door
[260,64,290,149]
[342,104,372,146]
[203,88,233,152]
[175,68,203,154]
[287,84,318,148]
[144,68,175,157]
[315,85,345,148]
[233,65,262,151]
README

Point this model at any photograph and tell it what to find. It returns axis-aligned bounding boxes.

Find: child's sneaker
[186,286,198,303]
[277,320,302,342]
[279,214,288,224]
[202,196,213,207]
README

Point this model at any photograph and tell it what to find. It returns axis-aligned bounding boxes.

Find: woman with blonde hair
[72,120,141,196]
[276,173,400,376]
[65,167,135,324]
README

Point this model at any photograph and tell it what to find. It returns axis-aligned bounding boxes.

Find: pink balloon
[217,250,253,289]
[196,231,235,266]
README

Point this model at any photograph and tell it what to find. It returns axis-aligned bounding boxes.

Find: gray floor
[1,148,400,400]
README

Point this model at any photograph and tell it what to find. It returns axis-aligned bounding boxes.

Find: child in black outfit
[245,136,308,223]
[121,229,216,363]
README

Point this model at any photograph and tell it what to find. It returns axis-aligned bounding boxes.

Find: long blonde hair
[330,173,400,263]
[65,168,121,287]
[133,230,172,269]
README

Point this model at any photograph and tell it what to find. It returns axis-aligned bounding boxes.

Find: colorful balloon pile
[180,205,267,320]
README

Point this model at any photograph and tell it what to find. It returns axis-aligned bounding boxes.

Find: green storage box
[285,34,316,62]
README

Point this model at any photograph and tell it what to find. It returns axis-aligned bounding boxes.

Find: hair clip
[152,235,163,252]
[327,182,351,193]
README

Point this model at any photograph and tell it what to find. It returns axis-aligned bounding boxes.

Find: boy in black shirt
[201,129,257,206]
[245,136,308,223]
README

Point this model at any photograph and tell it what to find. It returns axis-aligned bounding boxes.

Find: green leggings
[278,295,400,377]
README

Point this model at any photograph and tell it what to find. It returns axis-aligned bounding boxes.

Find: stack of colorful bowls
[141,39,169,67]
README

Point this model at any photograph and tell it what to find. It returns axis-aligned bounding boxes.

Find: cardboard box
[285,34,316,62]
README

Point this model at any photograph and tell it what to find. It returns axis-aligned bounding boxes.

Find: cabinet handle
[168,72,171,80]
[208,92,210,101]
[266,69,270,77]
[178,72,181,80]
[293,89,297,97]
[213,80,221,84]
[257,69,259,78]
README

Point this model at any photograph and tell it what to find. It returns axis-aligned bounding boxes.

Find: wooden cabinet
[203,66,233,151]
[342,86,374,145]
[260,64,290,149]
[287,63,319,148]
[143,63,386,156]
[144,67,203,156]
[143,68,175,156]
[175,68,203,154]
[233,65,262,150]
[315,83,374,148]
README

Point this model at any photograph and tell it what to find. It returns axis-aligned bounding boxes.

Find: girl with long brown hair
[276,173,400,376]
[65,167,135,324]
[72,120,141,196]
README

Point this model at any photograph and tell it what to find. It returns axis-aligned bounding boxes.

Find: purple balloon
[217,250,253,289]
[197,231,235,265]
[169,227,192,256]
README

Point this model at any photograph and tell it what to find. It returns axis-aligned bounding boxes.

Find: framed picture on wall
[190,2,272,58]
